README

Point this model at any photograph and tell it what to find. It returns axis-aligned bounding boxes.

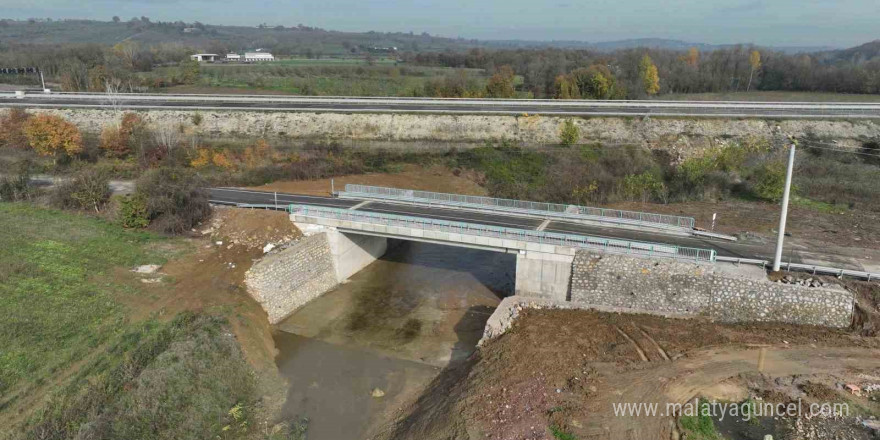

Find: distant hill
[818,40,880,62]
[0,18,852,56]
[0,19,482,55]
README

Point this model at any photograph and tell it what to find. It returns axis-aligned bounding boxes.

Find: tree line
[404,44,880,98]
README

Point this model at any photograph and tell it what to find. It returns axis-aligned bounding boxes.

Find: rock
[216,241,223,246]
[371,388,385,398]
[133,264,161,274]
[263,243,276,253]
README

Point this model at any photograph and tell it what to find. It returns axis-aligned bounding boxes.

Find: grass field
[148,62,487,96]
[225,57,400,66]
[0,204,261,439]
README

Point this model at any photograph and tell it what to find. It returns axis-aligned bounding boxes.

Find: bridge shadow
[377,239,516,299]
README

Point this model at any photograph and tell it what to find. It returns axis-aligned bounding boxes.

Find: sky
[2,0,878,48]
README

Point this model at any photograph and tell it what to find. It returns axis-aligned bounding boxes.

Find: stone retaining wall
[568,252,854,327]
[244,232,338,324]
[22,108,880,158]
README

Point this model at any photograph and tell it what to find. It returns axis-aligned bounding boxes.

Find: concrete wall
[514,251,573,301]
[325,229,389,281]
[569,252,854,328]
[244,233,339,324]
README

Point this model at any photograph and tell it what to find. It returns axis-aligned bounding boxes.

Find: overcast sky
[3,0,878,48]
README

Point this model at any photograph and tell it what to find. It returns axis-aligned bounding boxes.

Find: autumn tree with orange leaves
[23,114,83,163]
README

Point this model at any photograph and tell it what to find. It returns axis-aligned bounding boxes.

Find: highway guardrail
[339,184,696,231]
[288,203,715,262]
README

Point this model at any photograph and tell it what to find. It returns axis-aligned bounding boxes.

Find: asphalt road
[4,92,880,118]
[208,187,772,260]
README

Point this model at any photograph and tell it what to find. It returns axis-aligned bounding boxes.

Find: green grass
[791,196,850,213]
[679,401,723,440]
[549,425,577,440]
[0,203,171,396]
[0,204,261,439]
[247,57,399,66]
[144,62,487,96]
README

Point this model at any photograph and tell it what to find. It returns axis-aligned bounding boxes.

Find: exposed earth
[375,308,880,440]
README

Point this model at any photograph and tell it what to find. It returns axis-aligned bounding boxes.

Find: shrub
[136,167,211,234]
[99,112,145,158]
[0,108,31,149]
[621,172,667,203]
[753,160,793,202]
[559,119,579,147]
[23,114,83,162]
[0,161,34,202]
[118,193,150,228]
[190,148,212,168]
[52,168,112,212]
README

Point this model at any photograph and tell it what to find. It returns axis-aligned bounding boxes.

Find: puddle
[273,240,515,439]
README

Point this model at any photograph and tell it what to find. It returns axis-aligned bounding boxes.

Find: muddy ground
[376,308,880,440]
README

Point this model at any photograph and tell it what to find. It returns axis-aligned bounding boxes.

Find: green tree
[553,75,579,99]
[569,65,623,100]
[179,59,200,85]
[559,119,579,146]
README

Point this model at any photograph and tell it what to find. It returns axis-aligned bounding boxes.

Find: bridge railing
[289,204,715,262]
[339,184,695,230]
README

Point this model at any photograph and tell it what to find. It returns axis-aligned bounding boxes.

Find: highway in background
[3,91,880,118]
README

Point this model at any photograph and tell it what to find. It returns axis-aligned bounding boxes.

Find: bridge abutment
[514,251,573,301]
[326,229,389,282]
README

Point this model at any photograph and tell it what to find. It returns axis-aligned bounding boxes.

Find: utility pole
[772,143,796,272]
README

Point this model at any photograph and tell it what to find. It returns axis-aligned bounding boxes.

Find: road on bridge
[208,187,785,261]
[4,92,880,118]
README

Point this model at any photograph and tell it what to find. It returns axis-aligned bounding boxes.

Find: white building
[190,53,219,62]
[226,53,241,61]
[244,52,275,62]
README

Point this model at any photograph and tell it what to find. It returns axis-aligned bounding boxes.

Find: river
[273,240,515,439]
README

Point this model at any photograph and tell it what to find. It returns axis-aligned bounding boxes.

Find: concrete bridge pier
[514,251,573,301]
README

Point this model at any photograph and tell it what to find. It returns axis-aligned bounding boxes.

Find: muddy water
[273,240,515,439]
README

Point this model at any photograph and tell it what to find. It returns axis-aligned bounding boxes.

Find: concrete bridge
[288,204,715,300]
[229,187,865,328]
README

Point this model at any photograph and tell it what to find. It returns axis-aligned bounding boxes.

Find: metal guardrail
[340,184,696,230]
[4,92,879,118]
[288,203,716,262]
[716,256,879,281]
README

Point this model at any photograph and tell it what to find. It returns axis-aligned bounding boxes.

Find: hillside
[0,19,481,55]
[0,18,844,56]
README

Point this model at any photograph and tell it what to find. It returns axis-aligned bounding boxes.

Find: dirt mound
[200,206,301,249]
[250,164,487,197]
[378,309,880,440]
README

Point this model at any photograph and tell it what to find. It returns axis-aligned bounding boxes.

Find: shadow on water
[273,240,515,440]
